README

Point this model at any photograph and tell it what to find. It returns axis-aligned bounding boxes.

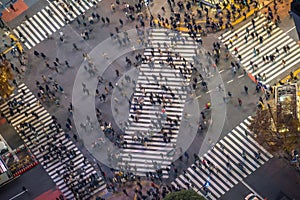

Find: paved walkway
[72,28,201,169]
[150,0,273,32]
[71,27,228,172]
[71,28,150,168]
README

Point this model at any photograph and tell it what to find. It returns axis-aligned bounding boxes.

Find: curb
[13,161,39,177]
[153,1,274,34]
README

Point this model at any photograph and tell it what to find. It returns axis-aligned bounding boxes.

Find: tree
[0,60,14,99]
[248,98,300,154]
[164,190,205,200]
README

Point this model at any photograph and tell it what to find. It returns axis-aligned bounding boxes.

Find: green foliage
[163,189,205,200]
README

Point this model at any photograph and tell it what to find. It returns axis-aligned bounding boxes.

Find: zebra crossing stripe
[68,2,82,15]
[0,83,106,199]
[83,0,94,8]
[193,166,225,196]
[238,31,283,60]
[195,166,228,195]
[172,118,273,199]
[12,0,101,49]
[52,1,69,19]
[227,132,260,168]
[220,15,300,85]
[48,3,66,23]
[32,14,52,35]
[28,17,46,38]
[224,134,257,171]
[220,15,265,41]
[204,153,239,186]
[45,6,64,26]
[218,140,248,178]
[38,11,57,32]
[24,20,44,42]
[12,29,31,49]
[22,23,40,44]
[231,130,270,161]
[41,9,60,30]
[117,29,200,176]
[265,49,300,83]
[17,25,36,46]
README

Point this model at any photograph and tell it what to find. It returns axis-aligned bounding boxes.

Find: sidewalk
[94,180,164,200]
[150,0,273,33]
[1,0,29,22]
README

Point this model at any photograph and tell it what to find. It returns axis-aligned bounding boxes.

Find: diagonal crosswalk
[219,15,300,85]
[0,83,106,200]
[12,0,100,50]
[171,116,273,200]
[117,29,200,178]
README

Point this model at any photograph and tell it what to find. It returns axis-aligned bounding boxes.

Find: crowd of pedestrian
[153,0,261,34]
[1,91,103,199]
[4,0,290,199]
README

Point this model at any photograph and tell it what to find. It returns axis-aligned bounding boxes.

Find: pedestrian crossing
[12,0,100,50]
[117,29,200,177]
[219,15,300,85]
[0,83,106,200]
[171,116,273,200]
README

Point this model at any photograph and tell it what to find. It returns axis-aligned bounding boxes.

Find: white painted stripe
[20,23,40,44]
[23,20,44,42]
[12,29,31,49]
[37,11,56,32]
[233,129,272,159]
[49,3,66,23]
[45,6,64,26]
[208,146,243,181]
[67,1,81,15]
[28,17,46,38]
[16,26,36,47]
[41,9,60,29]
[285,26,296,34]
[218,139,251,176]
[33,15,52,35]
[226,133,259,170]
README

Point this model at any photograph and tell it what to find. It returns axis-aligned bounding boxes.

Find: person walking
[73,134,78,142]
[115,69,120,77]
[10,3,16,12]
[22,186,28,192]
[123,189,129,196]
[184,152,189,162]
[106,17,110,24]
[65,60,71,68]
[119,19,123,26]
[41,52,46,59]
[255,150,261,160]
[244,85,248,94]
[73,43,79,51]
[55,58,61,65]
[238,98,242,106]
[282,59,286,67]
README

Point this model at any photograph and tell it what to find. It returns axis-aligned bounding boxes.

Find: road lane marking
[285,26,296,34]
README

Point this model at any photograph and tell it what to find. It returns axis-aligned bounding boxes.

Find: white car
[245,193,259,200]
[0,140,8,154]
